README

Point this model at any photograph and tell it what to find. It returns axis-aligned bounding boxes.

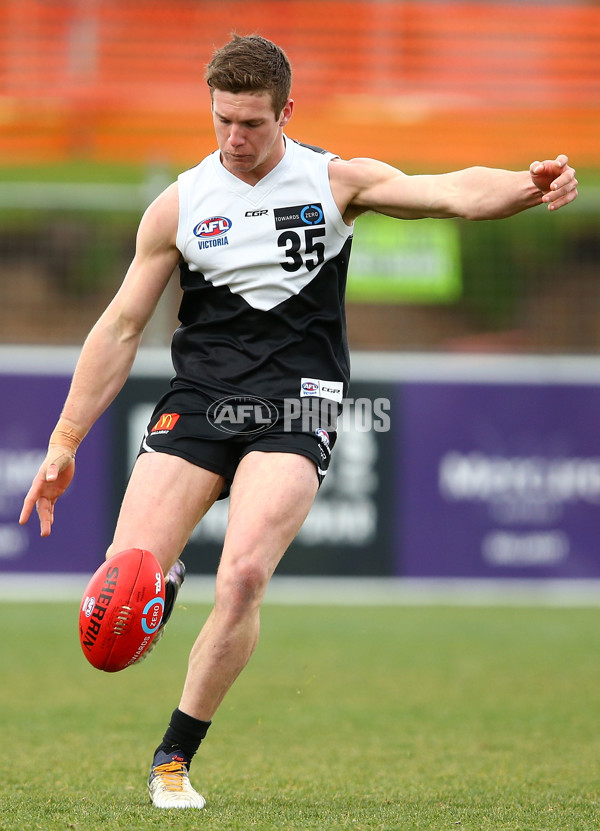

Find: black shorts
[138,385,337,499]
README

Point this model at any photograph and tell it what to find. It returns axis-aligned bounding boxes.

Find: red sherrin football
[78,548,165,672]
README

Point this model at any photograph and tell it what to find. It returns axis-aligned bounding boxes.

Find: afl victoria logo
[193,216,232,238]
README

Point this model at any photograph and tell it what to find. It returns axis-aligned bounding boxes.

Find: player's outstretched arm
[19,183,181,537]
[332,154,578,223]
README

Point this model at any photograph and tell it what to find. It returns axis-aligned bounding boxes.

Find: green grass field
[1,600,599,830]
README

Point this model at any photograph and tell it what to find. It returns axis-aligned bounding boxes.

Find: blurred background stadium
[1,0,600,586]
[1,0,598,349]
[2,10,599,828]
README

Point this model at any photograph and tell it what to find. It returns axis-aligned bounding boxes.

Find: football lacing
[113,605,132,635]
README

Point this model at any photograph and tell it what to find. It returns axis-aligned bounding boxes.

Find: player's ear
[279,99,294,128]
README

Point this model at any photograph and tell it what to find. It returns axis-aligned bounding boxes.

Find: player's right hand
[19,448,76,537]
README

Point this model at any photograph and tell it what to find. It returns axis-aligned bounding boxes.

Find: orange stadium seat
[0,0,598,169]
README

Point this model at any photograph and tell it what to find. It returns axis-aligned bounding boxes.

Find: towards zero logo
[141,597,165,635]
[274,203,324,230]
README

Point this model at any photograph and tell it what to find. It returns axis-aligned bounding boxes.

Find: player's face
[212,89,293,184]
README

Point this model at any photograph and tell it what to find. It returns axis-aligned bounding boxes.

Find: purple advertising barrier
[0,373,111,574]
[399,382,600,579]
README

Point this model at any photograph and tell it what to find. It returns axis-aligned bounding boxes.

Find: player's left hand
[530,155,578,211]
[19,452,75,537]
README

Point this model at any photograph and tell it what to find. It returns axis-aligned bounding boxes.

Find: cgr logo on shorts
[300,378,343,404]
[207,396,279,435]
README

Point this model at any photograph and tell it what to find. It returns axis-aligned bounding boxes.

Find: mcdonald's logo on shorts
[151,412,180,434]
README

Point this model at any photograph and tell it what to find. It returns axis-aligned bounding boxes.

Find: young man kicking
[20,34,578,808]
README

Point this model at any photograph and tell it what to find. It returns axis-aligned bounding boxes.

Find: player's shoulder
[138,181,179,244]
[332,156,408,194]
[154,180,179,208]
[328,157,381,205]
[328,157,407,221]
[328,156,395,187]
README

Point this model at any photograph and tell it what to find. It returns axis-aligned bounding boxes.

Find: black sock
[155,708,212,766]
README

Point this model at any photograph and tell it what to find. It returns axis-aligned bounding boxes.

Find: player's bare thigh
[216,451,319,603]
[107,451,225,573]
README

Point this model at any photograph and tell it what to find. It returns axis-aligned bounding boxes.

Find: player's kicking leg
[106,450,224,654]
[148,451,319,809]
[106,452,226,808]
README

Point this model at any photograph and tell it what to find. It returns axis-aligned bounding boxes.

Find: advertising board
[4,350,600,582]
[400,381,600,578]
[0,371,111,573]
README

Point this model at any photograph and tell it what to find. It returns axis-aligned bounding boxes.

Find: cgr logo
[245,209,268,217]
[193,216,232,238]
[207,396,279,435]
